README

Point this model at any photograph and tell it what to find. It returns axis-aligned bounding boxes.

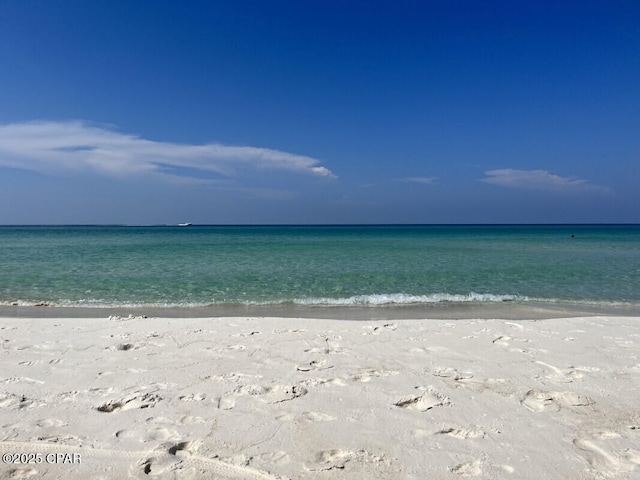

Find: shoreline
[2,300,640,320]
[1,314,639,479]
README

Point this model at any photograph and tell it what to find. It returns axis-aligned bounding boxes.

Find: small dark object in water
[571,235,575,238]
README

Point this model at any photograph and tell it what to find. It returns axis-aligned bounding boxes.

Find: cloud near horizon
[480,169,610,194]
[0,120,335,182]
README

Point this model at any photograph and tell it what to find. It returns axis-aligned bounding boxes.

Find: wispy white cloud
[398,176,435,185]
[480,169,610,194]
[0,120,335,181]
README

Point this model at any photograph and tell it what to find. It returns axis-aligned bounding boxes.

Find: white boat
[178,223,192,227]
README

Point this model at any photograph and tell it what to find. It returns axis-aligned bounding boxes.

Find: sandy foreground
[0,315,639,480]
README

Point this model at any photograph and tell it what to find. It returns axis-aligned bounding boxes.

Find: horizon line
[1,223,638,228]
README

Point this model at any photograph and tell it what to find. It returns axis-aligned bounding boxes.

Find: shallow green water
[1,225,639,309]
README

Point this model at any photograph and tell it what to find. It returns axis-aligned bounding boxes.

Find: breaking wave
[286,292,527,306]
[2,292,637,310]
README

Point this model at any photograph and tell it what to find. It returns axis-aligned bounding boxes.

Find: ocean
[1,225,639,318]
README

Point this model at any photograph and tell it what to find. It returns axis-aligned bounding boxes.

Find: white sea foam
[288,292,527,306]
[1,293,636,309]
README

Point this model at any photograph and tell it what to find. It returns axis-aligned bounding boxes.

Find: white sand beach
[1,315,639,479]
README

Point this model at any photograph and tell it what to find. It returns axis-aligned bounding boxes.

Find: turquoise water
[1,225,639,311]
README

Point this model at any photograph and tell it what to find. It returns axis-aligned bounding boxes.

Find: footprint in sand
[521,390,594,412]
[179,393,206,402]
[115,427,180,443]
[302,411,336,422]
[520,390,560,412]
[224,451,291,470]
[573,437,636,477]
[308,449,390,472]
[18,360,38,367]
[436,427,486,439]
[36,434,83,446]
[449,460,483,476]
[3,467,38,479]
[95,393,162,412]
[351,369,399,383]
[178,415,207,425]
[87,386,114,396]
[1,377,20,384]
[304,346,344,355]
[492,335,538,353]
[363,323,398,335]
[277,411,336,422]
[237,384,308,404]
[145,428,182,442]
[303,377,346,388]
[231,331,262,338]
[1,440,282,479]
[429,368,514,396]
[304,334,344,355]
[394,388,450,412]
[296,359,333,372]
[218,383,308,409]
[36,418,67,428]
[0,393,44,410]
[534,361,585,383]
[251,450,291,467]
[138,440,285,479]
[429,367,474,386]
[2,377,44,385]
[317,449,354,468]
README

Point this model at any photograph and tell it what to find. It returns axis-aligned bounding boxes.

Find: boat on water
[177,223,192,227]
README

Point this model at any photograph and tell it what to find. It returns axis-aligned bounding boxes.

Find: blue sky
[0,0,638,224]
